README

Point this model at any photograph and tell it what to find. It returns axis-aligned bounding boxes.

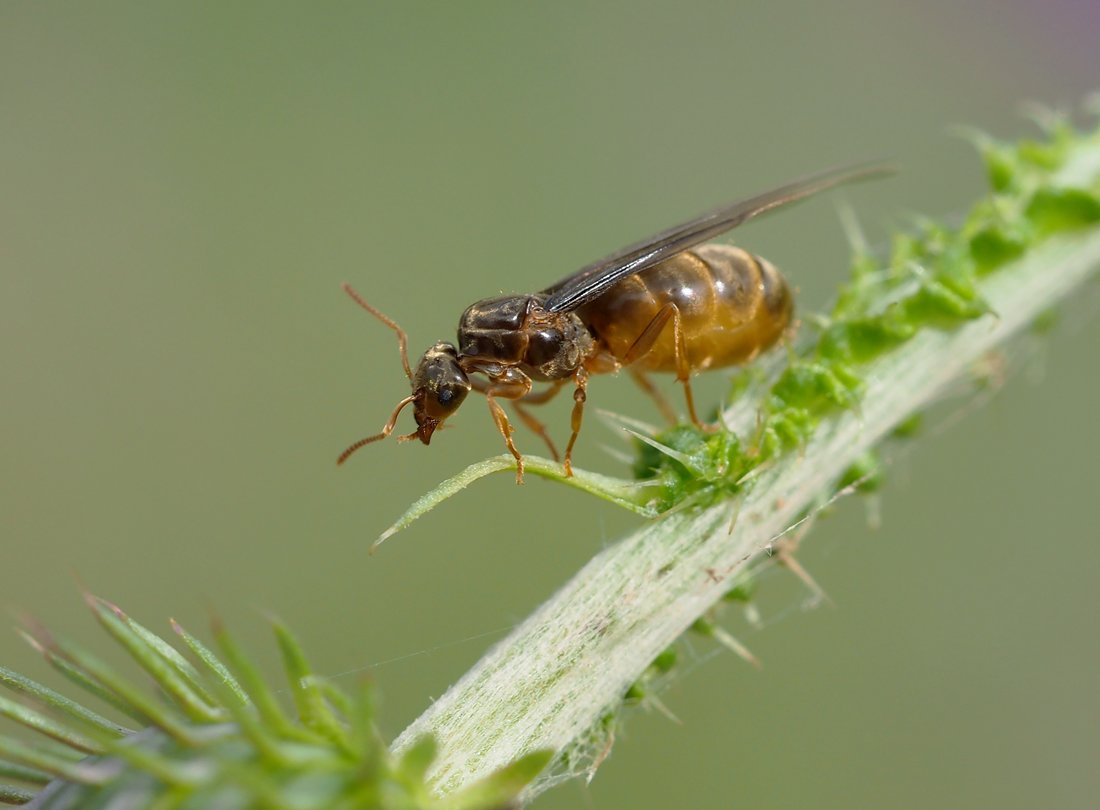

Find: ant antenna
[341,283,413,380]
[337,395,416,465]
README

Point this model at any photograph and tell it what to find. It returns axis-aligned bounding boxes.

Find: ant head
[410,342,471,445]
[337,284,472,465]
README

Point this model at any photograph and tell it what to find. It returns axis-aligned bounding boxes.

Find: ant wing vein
[542,162,892,313]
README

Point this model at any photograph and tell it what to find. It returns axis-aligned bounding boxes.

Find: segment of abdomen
[579,243,793,373]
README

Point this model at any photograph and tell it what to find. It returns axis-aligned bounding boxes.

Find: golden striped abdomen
[577,243,792,373]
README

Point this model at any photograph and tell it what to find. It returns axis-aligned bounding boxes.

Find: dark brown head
[336,284,472,465]
[409,341,471,444]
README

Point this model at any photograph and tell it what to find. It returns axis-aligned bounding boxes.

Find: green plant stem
[393,217,1100,798]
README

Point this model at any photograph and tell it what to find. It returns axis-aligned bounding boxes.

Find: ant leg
[622,304,674,365]
[512,400,561,462]
[562,367,589,478]
[471,375,557,401]
[628,368,677,425]
[485,394,525,484]
[510,381,566,460]
[669,307,703,427]
[520,379,566,405]
[623,303,703,427]
[474,379,565,460]
[475,370,533,484]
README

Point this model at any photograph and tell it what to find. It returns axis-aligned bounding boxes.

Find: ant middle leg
[512,400,561,462]
[513,380,566,460]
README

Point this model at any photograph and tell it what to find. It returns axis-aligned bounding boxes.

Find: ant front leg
[485,395,525,483]
[476,369,533,484]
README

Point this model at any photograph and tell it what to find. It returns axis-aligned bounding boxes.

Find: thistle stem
[394,149,1100,801]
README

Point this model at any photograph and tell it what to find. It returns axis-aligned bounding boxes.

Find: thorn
[708,624,762,670]
[594,408,658,439]
[370,530,393,555]
[773,538,833,609]
[587,727,615,783]
[726,495,743,535]
[78,590,100,614]
[88,594,127,620]
[18,628,47,655]
[715,399,731,431]
[646,694,683,725]
[69,569,91,595]
[1017,100,1065,134]
[17,614,56,653]
[621,427,695,468]
[736,457,775,486]
[742,602,763,630]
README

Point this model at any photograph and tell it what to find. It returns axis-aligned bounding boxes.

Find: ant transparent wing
[543,162,892,313]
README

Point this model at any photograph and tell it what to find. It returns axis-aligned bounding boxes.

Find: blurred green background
[2,2,1097,808]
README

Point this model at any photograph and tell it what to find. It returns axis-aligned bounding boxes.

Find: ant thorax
[457,294,594,381]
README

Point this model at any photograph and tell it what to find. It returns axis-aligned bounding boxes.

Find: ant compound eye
[434,381,468,414]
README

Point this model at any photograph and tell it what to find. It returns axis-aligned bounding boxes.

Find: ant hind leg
[562,367,589,478]
[628,368,677,425]
[623,303,703,428]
